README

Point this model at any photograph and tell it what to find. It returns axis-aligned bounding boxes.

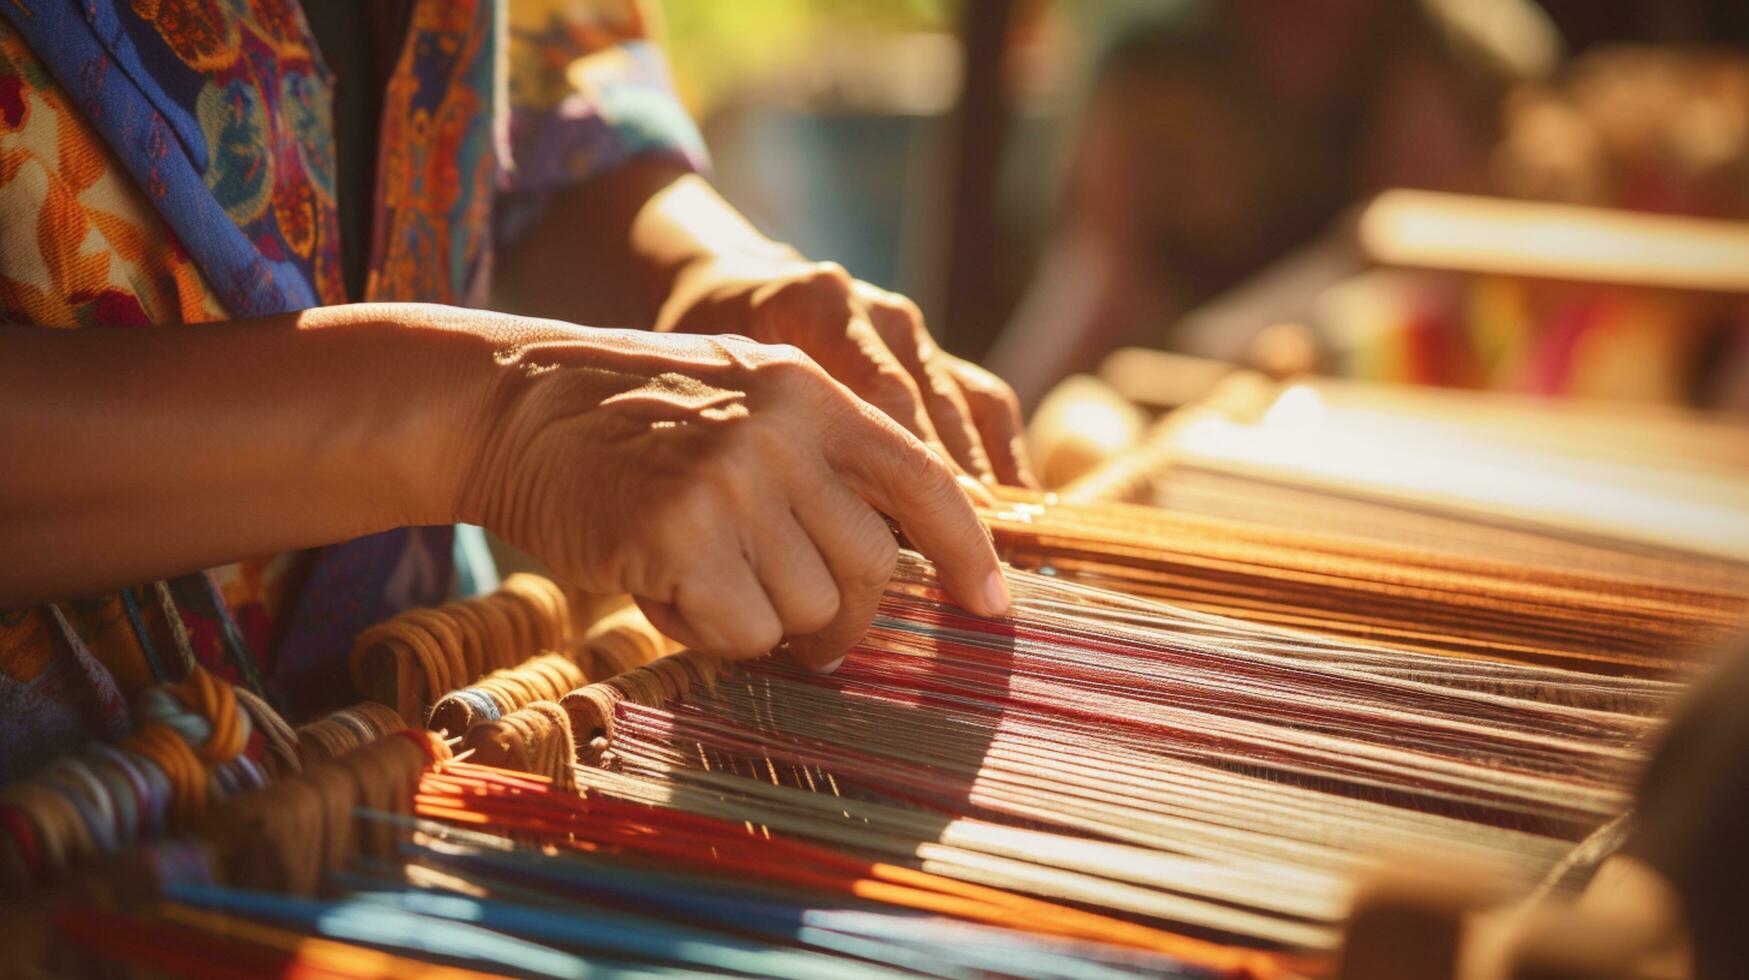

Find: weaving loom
[3,381,1744,978]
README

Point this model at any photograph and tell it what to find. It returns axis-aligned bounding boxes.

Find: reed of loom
[0,561,1701,979]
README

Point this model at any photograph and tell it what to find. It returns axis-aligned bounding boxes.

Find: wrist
[303,303,514,531]
[655,244,808,336]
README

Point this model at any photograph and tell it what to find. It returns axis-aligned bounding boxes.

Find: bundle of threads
[425,653,587,736]
[191,728,450,895]
[28,760,1281,979]
[292,701,408,768]
[0,667,275,891]
[567,552,1678,961]
[456,701,578,792]
[387,585,678,787]
[349,573,574,722]
[982,490,1749,677]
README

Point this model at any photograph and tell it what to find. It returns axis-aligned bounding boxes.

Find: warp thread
[561,651,723,758]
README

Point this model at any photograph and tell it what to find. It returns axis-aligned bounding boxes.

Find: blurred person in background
[1491,44,1749,409]
[987,0,1556,408]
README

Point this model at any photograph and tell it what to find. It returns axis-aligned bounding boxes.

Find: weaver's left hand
[657,254,1037,489]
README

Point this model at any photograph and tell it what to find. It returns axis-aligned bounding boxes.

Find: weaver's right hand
[451,319,1011,667]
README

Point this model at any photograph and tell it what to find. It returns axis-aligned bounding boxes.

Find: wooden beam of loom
[1358,190,1749,294]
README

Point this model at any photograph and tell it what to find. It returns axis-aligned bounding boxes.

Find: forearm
[492,157,792,330]
[0,304,495,605]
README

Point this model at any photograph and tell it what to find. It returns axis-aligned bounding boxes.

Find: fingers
[749,507,841,637]
[825,407,1009,619]
[837,315,949,454]
[642,547,783,660]
[786,480,900,669]
[859,288,996,483]
[943,355,1038,488]
[956,472,998,508]
[750,267,951,458]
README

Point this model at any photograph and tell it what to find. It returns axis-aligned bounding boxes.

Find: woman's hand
[493,165,1035,489]
[454,319,1011,667]
[1,305,1007,668]
[657,255,1037,489]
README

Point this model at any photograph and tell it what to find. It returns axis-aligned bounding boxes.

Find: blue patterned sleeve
[503,0,708,195]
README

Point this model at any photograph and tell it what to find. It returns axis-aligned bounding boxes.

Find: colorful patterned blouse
[0,0,706,779]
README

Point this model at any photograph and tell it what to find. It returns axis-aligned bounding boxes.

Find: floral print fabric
[0,0,704,780]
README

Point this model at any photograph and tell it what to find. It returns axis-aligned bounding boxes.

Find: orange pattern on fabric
[0,19,293,705]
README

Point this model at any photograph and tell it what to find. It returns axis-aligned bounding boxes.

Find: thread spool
[124,724,209,828]
[136,667,252,767]
[501,573,573,654]
[234,686,300,779]
[583,603,681,677]
[427,653,587,736]
[460,701,577,791]
[294,701,407,767]
[561,652,723,761]
[349,574,574,722]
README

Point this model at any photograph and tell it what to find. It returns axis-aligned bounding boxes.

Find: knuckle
[924,364,969,408]
[897,438,949,486]
[727,617,782,659]
[790,582,841,635]
[846,521,900,589]
[960,370,1023,420]
[755,343,827,389]
[884,293,926,327]
[764,264,854,317]
[874,362,924,402]
[764,341,809,367]
[803,261,854,293]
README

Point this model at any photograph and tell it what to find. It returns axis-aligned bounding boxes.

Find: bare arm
[493,157,782,329]
[0,304,489,605]
[0,305,1007,661]
[495,160,1035,487]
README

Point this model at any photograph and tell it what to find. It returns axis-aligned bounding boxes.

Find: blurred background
[657,0,1749,472]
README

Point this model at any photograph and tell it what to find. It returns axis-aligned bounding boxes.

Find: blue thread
[119,586,170,683]
[195,570,282,711]
[40,759,118,855]
[126,751,173,837]
[85,751,141,847]
[137,687,214,748]
[452,688,503,723]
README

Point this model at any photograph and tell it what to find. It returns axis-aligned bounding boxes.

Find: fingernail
[809,656,847,675]
[982,570,1011,617]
